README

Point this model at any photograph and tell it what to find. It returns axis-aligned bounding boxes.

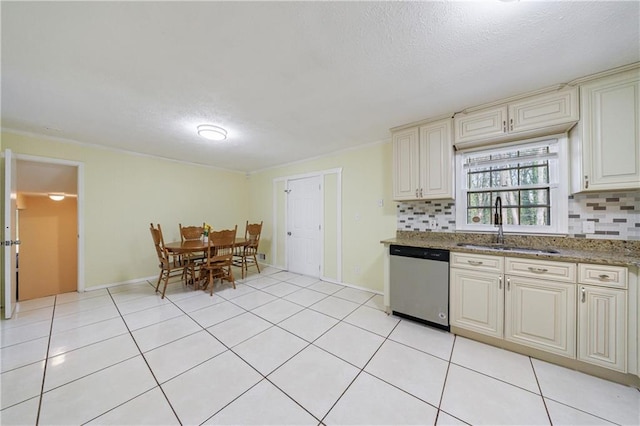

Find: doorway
[15,156,83,300]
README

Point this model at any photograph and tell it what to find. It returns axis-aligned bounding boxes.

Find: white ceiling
[16,160,77,197]
[2,1,639,173]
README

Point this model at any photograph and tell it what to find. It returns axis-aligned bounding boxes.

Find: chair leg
[229,266,236,289]
[160,273,170,299]
[209,269,216,296]
[253,254,261,274]
[155,271,163,293]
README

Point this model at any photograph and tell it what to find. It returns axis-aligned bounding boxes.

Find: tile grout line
[199,286,380,424]
[90,283,184,425]
[34,295,58,425]
[434,334,458,425]
[186,275,325,424]
[317,307,402,424]
[529,357,620,425]
[530,356,554,425]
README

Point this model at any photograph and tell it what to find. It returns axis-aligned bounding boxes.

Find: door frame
[15,154,85,293]
[272,168,342,282]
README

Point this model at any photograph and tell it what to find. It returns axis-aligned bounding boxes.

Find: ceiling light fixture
[197,125,227,141]
[49,193,65,201]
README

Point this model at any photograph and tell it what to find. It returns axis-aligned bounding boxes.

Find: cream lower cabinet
[450,252,505,338]
[577,264,628,372]
[451,253,577,358]
[505,275,576,357]
[450,268,504,338]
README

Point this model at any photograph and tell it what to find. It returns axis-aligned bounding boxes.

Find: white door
[286,176,321,277]
[4,149,18,319]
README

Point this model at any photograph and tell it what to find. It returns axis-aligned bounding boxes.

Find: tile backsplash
[397,190,640,240]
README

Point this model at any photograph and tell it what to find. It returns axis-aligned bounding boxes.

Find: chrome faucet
[494,196,504,245]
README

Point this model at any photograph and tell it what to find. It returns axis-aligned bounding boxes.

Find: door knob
[287,232,292,236]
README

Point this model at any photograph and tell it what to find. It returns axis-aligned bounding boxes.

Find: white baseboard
[81,275,158,292]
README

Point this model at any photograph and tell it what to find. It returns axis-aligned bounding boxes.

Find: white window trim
[455,134,569,235]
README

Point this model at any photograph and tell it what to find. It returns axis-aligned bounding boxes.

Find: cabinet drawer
[578,264,628,289]
[505,257,576,283]
[451,252,504,272]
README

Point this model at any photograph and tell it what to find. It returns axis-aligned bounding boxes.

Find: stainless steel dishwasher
[389,245,450,331]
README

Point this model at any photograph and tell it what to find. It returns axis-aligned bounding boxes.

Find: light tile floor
[1,267,639,425]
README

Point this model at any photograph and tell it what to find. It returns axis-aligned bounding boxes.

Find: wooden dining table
[164,238,248,290]
[164,237,248,254]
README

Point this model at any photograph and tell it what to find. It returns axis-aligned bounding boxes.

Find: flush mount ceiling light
[197,125,227,141]
[49,193,65,201]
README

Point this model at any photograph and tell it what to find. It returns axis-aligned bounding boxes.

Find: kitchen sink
[456,243,560,255]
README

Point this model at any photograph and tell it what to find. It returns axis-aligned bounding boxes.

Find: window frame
[455,134,569,235]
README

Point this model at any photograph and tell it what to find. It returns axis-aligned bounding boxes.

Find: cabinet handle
[584,175,589,189]
[499,276,502,290]
[598,274,610,281]
[581,287,586,303]
[509,118,513,131]
[528,267,548,273]
[467,260,484,266]
[415,188,419,198]
[502,120,507,133]
[507,277,511,291]
[420,188,423,198]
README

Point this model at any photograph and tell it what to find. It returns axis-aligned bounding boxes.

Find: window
[455,135,568,234]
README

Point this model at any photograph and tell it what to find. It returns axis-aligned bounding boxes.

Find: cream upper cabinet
[453,106,508,144]
[392,118,454,201]
[392,127,420,200]
[454,87,578,148]
[571,68,640,192]
[577,264,628,372]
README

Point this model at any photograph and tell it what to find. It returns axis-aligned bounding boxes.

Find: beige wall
[248,142,397,292]
[19,195,78,300]
[2,131,249,289]
[2,130,395,294]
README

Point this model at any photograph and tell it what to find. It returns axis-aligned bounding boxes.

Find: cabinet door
[578,285,627,372]
[418,119,454,199]
[504,276,576,358]
[453,106,508,145]
[580,70,640,191]
[450,268,503,338]
[508,88,578,134]
[392,127,420,200]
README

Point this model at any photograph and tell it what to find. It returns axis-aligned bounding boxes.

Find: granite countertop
[382,232,640,268]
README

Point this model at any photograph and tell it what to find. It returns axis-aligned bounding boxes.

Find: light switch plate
[582,221,595,234]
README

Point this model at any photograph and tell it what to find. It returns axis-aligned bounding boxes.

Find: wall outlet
[354,265,361,275]
[582,221,596,234]
[257,253,266,260]
[377,199,384,207]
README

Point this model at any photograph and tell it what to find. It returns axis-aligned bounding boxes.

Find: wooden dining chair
[199,226,237,295]
[150,223,184,299]
[233,221,263,279]
[179,223,206,283]
[179,223,205,242]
